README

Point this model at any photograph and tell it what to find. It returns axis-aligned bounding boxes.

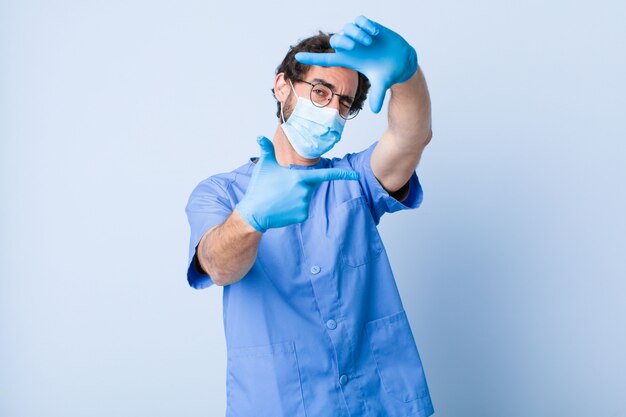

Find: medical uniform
[185,140,434,417]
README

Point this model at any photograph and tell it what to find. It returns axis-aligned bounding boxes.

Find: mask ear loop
[280,79,298,124]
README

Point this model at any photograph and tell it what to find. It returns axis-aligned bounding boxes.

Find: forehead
[302,66,359,96]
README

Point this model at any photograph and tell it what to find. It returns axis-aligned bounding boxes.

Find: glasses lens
[309,84,332,107]
[341,107,360,120]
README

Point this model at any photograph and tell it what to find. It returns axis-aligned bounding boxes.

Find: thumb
[302,168,360,184]
[256,136,277,164]
[368,82,388,114]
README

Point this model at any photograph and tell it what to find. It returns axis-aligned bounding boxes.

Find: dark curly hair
[272,31,370,119]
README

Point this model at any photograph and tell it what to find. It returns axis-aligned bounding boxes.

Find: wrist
[390,66,421,96]
[391,47,418,89]
[232,206,265,234]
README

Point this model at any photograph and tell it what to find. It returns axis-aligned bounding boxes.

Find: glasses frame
[292,78,360,120]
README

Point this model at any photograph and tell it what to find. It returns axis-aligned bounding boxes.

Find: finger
[355,15,379,36]
[368,83,388,114]
[329,33,356,51]
[295,51,346,67]
[342,22,373,46]
[256,136,277,164]
[302,168,360,184]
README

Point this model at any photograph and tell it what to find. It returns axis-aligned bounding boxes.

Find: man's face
[282,66,359,121]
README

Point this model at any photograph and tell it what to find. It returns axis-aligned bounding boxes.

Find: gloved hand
[235,136,360,233]
[295,15,417,114]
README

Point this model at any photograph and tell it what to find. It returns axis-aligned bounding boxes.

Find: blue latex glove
[235,136,360,233]
[295,15,417,114]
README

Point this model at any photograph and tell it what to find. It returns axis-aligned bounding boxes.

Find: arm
[372,66,432,195]
[294,16,431,198]
[196,137,359,287]
[197,210,262,286]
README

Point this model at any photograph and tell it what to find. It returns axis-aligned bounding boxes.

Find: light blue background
[1,0,625,416]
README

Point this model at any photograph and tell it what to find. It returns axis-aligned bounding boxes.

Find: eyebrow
[310,78,355,104]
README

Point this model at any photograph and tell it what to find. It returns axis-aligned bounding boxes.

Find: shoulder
[191,160,252,193]
[186,160,253,210]
[327,141,378,169]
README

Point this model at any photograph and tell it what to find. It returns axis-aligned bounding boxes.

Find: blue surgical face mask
[280,80,346,159]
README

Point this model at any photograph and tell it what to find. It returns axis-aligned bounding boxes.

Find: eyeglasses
[292,78,360,120]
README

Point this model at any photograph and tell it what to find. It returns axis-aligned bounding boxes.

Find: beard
[281,90,297,122]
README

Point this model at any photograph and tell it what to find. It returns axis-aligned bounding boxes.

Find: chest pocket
[333,196,384,267]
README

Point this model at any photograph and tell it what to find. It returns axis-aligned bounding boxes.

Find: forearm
[197,210,262,286]
[387,66,432,151]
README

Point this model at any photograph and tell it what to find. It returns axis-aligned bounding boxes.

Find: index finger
[295,51,347,68]
[301,168,360,184]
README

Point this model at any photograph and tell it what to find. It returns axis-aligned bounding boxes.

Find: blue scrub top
[185,141,434,417]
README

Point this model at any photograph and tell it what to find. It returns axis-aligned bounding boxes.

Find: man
[185,15,434,417]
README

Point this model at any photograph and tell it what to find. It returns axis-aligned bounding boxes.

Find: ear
[274,73,291,103]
